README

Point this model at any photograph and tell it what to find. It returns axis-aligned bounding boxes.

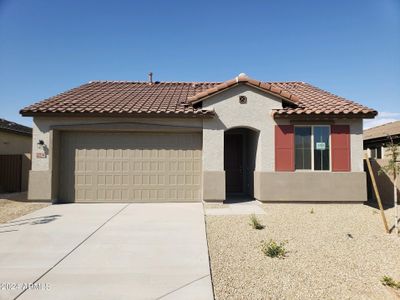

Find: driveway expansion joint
[155,274,211,300]
[13,204,130,300]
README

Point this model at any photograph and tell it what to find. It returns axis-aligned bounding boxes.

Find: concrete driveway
[0,203,213,300]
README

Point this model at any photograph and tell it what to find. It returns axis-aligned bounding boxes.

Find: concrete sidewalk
[0,203,213,300]
[205,201,266,215]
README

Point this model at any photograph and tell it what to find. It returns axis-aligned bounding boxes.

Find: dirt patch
[0,193,49,224]
[206,203,400,299]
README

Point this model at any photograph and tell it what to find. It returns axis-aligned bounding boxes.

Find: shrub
[249,214,265,230]
[381,276,400,289]
[310,208,315,214]
[261,240,287,258]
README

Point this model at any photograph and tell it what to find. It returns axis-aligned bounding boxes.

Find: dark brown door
[224,134,243,193]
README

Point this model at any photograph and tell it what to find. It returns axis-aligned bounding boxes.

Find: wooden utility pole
[365,153,389,233]
[393,164,398,235]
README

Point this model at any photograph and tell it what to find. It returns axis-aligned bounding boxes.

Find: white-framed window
[294,125,331,171]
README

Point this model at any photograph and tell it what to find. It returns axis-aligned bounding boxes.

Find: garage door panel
[59,132,202,203]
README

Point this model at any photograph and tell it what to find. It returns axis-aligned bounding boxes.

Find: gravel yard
[205,203,400,300]
[0,192,49,224]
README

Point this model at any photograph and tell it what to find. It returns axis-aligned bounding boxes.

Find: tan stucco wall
[255,171,367,202]
[368,159,400,205]
[202,85,283,200]
[201,84,365,201]
[202,85,282,172]
[28,170,52,201]
[29,117,203,201]
[203,171,225,201]
[29,96,366,203]
[0,131,31,155]
[348,118,364,172]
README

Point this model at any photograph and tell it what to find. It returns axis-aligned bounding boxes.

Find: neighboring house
[0,118,32,192]
[20,73,377,203]
[364,120,400,159]
[363,121,400,204]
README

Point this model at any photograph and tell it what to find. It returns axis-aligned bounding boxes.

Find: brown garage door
[59,132,202,203]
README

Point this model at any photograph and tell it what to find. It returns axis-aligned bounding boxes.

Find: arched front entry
[224,127,259,200]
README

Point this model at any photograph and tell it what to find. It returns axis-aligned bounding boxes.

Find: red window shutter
[331,125,351,172]
[275,125,294,171]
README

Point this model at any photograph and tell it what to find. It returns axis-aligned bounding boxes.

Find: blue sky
[0,0,399,128]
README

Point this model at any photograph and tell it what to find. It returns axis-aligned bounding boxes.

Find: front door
[224,134,243,194]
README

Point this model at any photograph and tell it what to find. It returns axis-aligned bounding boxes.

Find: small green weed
[381,276,400,289]
[261,239,287,258]
[249,214,265,230]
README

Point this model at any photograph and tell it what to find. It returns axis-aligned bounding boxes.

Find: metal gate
[0,155,22,193]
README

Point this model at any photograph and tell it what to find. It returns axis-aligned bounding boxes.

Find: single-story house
[20,73,377,203]
[363,121,400,204]
[0,118,32,192]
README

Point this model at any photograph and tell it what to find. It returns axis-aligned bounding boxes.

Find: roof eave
[364,135,400,143]
[19,110,216,119]
[272,112,377,120]
[0,127,32,136]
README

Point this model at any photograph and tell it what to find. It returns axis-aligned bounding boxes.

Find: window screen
[313,126,330,170]
[295,127,312,170]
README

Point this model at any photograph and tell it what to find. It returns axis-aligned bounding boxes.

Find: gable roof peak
[236,73,249,81]
[188,74,300,104]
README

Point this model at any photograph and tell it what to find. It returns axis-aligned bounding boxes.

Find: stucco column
[28,126,55,201]
[202,121,225,202]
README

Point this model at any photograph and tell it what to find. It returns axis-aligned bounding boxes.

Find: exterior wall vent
[239,95,247,104]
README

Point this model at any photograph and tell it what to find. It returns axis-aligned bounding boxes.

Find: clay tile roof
[0,118,32,135]
[20,81,219,117]
[363,120,400,141]
[271,82,376,119]
[20,76,377,119]
[187,73,299,104]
